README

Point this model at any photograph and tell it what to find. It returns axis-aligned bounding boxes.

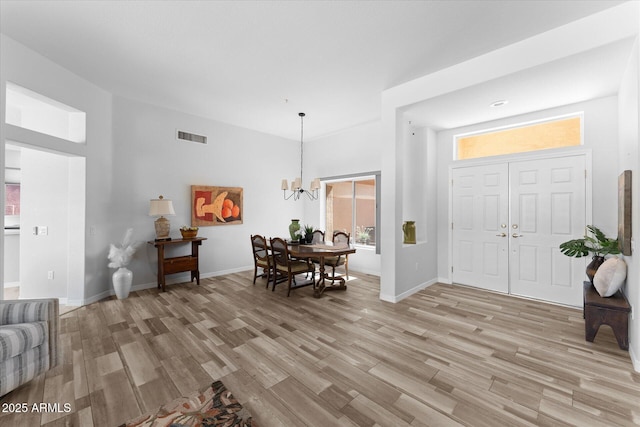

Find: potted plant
[303,224,315,244]
[559,225,620,283]
[356,226,370,244]
[107,228,142,299]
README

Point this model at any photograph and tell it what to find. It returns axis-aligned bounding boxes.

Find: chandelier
[281,112,320,201]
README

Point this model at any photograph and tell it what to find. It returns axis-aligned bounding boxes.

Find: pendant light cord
[299,112,305,188]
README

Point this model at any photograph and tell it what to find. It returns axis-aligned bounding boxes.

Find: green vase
[289,219,301,242]
[403,221,416,244]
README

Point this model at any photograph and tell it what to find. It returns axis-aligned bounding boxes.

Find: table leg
[313,258,326,298]
[192,240,201,285]
[157,245,166,292]
[313,256,347,298]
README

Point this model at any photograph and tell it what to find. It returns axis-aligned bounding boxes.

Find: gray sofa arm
[0,299,60,368]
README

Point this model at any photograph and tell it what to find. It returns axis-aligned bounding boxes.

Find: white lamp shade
[311,178,321,190]
[293,177,302,190]
[149,196,175,216]
[281,179,289,190]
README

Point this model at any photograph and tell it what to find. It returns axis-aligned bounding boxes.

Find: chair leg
[287,274,293,297]
[253,265,258,284]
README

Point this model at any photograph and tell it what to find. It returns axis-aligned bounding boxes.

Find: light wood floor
[1,271,639,426]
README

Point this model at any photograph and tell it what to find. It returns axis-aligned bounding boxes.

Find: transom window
[455,114,582,160]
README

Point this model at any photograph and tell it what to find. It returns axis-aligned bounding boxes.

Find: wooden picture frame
[191,185,243,226]
[618,170,632,255]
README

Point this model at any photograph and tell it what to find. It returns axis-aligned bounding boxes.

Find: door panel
[509,156,586,306]
[452,155,586,307]
[452,164,509,293]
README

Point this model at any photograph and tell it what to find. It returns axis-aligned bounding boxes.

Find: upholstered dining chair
[250,234,272,287]
[325,231,350,281]
[310,230,325,244]
[270,237,315,296]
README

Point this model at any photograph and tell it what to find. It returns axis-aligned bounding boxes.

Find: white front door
[452,163,509,293]
[509,155,586,306]
[452,155,587,306]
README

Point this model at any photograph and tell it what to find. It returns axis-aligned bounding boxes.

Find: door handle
[512,233,523,238]
[496,233,506,237]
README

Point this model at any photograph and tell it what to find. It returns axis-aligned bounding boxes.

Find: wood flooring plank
[2,273,639,427]
[270,376,342,426]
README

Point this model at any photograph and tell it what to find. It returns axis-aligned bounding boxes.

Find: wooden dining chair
[325,231,350,281]
[270,237,315,296]
[307,230,325,277]
[250,234,272,287]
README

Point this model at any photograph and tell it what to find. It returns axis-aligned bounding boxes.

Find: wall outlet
[39,226,48,235]
[47,271,54,280]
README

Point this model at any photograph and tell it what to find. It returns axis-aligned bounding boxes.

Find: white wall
[3,234,19,285]
[1,34,111,304]
[0,35,304,302]
[19,148,71,299]
[111,96,303,289]
[396,125,439,298]
[303,121,383,276]
[436,96,620,282]
[380,2,639,304]
[618,35,639,371]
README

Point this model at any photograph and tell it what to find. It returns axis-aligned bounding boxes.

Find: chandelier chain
[300,112,304,187]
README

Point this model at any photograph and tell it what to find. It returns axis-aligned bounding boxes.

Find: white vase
[112,267,133,299]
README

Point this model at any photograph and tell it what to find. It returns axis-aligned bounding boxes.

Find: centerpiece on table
[303,224,315,244]
[107,228,142,299]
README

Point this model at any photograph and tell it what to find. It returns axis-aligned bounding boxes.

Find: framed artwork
[191,185,243,226]
[618,170,632,255]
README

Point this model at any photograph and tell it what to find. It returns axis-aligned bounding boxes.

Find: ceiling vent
[176,129,207,145]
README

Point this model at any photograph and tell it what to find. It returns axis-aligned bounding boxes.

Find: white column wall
[618,35,640,372]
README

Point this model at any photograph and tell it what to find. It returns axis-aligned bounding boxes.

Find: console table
[148,237,207,292]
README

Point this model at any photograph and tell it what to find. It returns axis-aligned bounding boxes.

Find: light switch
[39,226,48,235]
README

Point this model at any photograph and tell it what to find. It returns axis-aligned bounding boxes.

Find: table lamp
[149,195,175,241]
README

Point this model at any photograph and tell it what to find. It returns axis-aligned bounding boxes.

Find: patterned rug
[120,380,258,427]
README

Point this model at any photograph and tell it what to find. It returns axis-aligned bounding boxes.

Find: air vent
[176,129,207,145]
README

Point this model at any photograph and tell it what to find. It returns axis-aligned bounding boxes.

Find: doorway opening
[3,142,85,310]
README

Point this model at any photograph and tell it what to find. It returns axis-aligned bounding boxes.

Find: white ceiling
[0,0,633,140]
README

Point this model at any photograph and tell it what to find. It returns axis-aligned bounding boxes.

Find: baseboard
[438,276,452,285]
[379,278,438,303]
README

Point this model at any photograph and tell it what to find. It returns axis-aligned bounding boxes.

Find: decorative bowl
[180,229,198,239]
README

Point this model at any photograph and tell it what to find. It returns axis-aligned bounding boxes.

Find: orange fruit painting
[191,186,243,227]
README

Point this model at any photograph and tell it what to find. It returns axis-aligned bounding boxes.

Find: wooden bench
[583,281,630,350]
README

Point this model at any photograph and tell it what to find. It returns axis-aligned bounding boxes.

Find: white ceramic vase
[112,267,133,299]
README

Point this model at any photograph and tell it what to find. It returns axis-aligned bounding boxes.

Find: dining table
[288,242,356,298]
